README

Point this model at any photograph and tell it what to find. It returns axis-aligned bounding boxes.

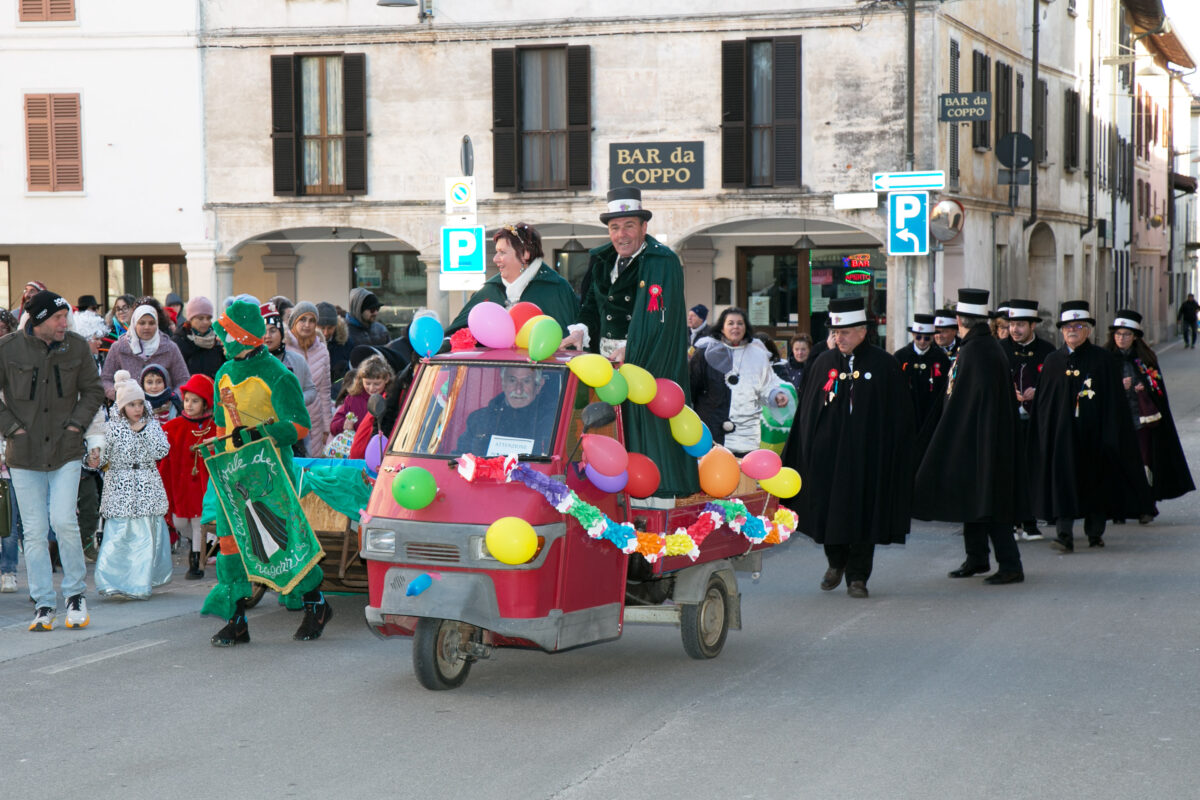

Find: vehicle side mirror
[581,401,616,432]
[367,393,387,419]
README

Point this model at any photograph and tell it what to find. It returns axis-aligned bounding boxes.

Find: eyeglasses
[913,333,932,340]
[1062,323,1088,332]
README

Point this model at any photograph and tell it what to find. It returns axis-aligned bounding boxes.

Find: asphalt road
[4,338,1200,799]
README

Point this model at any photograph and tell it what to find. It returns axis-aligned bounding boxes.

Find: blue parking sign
[440,226,487,290]
[887,191,929,256]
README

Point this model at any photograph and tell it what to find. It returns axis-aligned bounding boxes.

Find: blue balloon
[409,316,444,358]
[406,573,433,597]
[682,422,713,458]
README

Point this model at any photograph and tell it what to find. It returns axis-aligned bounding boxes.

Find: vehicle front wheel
[412,617,474,690]
[680,575,730,660]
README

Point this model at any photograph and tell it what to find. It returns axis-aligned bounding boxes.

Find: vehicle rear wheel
[680,575,729,660]
[412,617,473,690]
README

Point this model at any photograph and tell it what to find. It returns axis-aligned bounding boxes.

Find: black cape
[913,323,1022,524]
[1112,347,1194,502]
[893,342,950,433]
[781,342,914,546]
[1032,340,1154,520]
[1002,334,1056,517]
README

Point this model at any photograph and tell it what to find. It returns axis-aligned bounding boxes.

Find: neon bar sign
[842,253,872,284]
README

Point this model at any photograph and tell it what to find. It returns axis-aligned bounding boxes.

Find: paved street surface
[4,339,1200,799]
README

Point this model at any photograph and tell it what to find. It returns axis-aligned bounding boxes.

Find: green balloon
[528,317,563,362]
[595,371,628,405]
[391,466,437,510]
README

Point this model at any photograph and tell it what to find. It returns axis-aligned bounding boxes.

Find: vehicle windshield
[390,362,565,459]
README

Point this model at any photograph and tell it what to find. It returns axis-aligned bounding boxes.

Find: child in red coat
[159,374,216,579]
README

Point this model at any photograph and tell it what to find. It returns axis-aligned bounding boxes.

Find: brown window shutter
[343,53,368,195]
[772,37,801,187]
[270,55,298,196]
[721,40,746,188]
[51,94,82,190]
[48,0,74,20]
[566,45,591,190]
[491,48,518,192]
[19,0,48,21]
[25,94,52,191]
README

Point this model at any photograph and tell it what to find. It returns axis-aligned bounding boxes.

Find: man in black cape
[1033,301,1153,551]
[782,296,914,599]
[914,289,1025,584]
[894,312,950,436]
[1001,299,1056,541]
[933,309,960,359]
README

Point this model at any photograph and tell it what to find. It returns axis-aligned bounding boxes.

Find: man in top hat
[565,187,699,498]
[782,296,914,599]
[893,312,950,435]
[1032,301,1153,551]
[932,309,960,358]
[77,295,100,313]
[914,289,1025,584]
[687,304,711,347]
[1001,299,1056,540]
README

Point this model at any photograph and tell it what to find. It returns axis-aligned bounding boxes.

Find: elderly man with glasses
[894,313,951,434]
[1031,301,1153,552]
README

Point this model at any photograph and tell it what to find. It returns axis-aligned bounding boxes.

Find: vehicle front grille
[403,542,462,564]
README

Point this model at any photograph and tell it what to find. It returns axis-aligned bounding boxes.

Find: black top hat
[910,313,936,333]
[77,294,100,311]
[933,309,957,328]
[599,188,653,224]
[1056,300,1095,328]
[955,288,990,318]
[1007,299,1039,322]
[826,296,868,329]
[1109,309,1144,335]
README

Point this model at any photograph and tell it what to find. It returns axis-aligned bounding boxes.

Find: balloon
[364,433,388,472]
[515,314,552,349]
[485,516,539,565]
[682,422,713,458]
[568,354,614,388]
[467,301,516,349]
[647,379,685,419]
[698,447,740,498]
[508,302,543,335]
[527,317,563,362]
[408,315,444,358]
[740,448,783,480]
[390,466,437,510]
[619,363,657,404]
[624,452,661,498]
[668,406,703,447]
[759,466,801,499]
[581,434,628,476]
[585,464,628,493]
[595,371,628,405]
[405,573,433,597]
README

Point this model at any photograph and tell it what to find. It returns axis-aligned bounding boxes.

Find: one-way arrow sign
[872,170,946,192]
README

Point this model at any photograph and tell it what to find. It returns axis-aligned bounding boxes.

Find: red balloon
[508,302,543,336]
[581,434,629,477]
[625,452,661,499]
[646,379,685,419]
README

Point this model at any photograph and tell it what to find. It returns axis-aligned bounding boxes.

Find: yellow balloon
[568,354,615,388]
[619,363,657,404]
[668,406,702,447]
[485,516,539,565]
[516,315,553,349]
[759,467,801,499]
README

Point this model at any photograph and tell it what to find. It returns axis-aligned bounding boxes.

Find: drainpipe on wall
[1081,0,1096,236]
[1026,0,1040,228]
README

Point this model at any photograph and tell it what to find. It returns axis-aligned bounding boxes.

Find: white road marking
[35,639,167,674]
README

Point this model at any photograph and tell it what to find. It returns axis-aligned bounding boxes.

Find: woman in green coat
[448,222,579,336]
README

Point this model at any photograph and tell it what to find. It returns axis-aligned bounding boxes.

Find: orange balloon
[698,447,740,498]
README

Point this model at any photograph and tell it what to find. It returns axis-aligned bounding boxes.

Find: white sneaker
[0,573,16,592]
[29,606,55,632]
[65,594,89,629]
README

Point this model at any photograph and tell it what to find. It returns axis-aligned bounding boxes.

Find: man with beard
[781,296,914,599]
[914,289,1024,585]
[933,309,960,359]
[1001,299,1056,541]
[1033,301,1153,551]
[456,366,558,456]
[894,313,950,433]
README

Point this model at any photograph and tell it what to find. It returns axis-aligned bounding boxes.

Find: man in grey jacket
[0,290,105,631]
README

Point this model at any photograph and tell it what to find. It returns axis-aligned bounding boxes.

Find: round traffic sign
[996,132,1034,169]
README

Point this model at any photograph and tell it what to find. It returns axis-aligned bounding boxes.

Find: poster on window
[749,295,772,327]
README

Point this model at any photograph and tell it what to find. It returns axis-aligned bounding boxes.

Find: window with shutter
[949,39,959,188]
[19,0,74,21]
[720,36,802,189]
[971,50,990,150]
[1063,88,1080,171]
[490,45,590,192]
[25,93,82,192]
[270,53,367,197]
[1033,79,1048,164]
[994,62,1012,144]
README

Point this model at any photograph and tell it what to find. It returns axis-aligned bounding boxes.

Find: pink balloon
[585,464,628,493]
[740,448,783,480]
[364,434,387,472]
[646,379,685,419]
[467,301,516,349]
[581,434,629,477]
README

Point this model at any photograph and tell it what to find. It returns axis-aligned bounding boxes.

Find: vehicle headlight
[365,528,396,554]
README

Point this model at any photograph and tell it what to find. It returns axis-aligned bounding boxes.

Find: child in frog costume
[202,300,332,646]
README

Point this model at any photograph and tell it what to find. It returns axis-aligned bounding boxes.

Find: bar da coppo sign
[938,92,992,122]
[609,142,703,190]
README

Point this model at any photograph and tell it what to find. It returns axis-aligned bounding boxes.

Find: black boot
[211,600,249,647]
[294,591,333,641]
[186,551,205,580]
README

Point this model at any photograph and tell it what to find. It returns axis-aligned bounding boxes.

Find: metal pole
[905,0,916,172]
[1028,0,1039,226]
